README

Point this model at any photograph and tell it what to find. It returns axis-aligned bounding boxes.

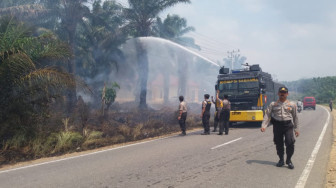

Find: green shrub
[53,132,83,153]
[3,131,29,150]
[86,131,103,140]
[31,133,59,157]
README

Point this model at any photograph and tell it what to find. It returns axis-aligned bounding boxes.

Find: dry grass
[0,102,204,166]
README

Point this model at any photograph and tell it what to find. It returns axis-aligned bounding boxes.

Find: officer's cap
[278,86,288,93]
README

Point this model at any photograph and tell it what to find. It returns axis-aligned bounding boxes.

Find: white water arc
[138,37,219,67]
[116,36,219,104]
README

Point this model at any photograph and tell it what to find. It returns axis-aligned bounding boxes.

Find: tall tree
[0,0,92,113]
[124,0,191,108]
[153,14,199,102]
[38,0,91,112]
[154,14,200,50]
[76,0,126,79]
[0,17,76,144]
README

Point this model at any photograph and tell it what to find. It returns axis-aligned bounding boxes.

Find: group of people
[178,90,231,137]
[178,86,300,170]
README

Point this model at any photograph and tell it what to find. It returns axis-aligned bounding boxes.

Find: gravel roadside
[326,108,336,187]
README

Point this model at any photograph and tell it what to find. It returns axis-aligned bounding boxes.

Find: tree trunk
[163,71,170,104]
[66,21,77,115]
[177,52,188,97]
[136,39,149,109]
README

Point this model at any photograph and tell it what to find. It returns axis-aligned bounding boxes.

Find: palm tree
[38,0,91,112]
[154,14,200,50]
[0,0,92,113]
[0,17,77,143]
[124,0,191,109]
[153,14,199,102]
[76,0,126,79]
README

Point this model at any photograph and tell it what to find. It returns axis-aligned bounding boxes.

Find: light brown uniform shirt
[218,99,231,110]
[179,101,187,113]
[261,100,299,131]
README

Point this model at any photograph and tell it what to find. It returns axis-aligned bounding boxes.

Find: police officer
[330,99,333,112]
[211,95,222,132]
[201,94,211,135]
[216,90,231,135]
[261,86,299,169]
[178,95,187,136]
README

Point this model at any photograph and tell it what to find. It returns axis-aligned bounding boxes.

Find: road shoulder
[326,108,336,187]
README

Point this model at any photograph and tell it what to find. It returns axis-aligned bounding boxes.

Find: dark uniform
[218,97,231,135]
[330,100,333,112]
[202,99,211,134]
[261,87,299,169]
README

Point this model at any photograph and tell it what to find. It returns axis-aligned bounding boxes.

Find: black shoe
[212,129,217,132]
[276,160,285,167]
[180,132,186,136]
[201,132,210,135]
[218,133,223,135]
[286,161,294,169]
[225,133,228,135]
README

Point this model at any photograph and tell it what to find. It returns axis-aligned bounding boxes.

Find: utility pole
[227,49,240,72]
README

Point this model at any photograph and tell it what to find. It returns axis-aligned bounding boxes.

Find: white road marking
[0,131,189,174]
[295,106,331,188]
[211,137,242,150]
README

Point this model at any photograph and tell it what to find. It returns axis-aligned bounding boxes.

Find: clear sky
[117,0,336,81]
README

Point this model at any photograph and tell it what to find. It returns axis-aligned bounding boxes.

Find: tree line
[0,0,203,163]
[283,76,336,104]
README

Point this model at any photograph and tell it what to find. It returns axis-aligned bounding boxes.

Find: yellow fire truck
[216,64,283,125]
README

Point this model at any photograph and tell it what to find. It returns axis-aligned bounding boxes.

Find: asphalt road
[0,105,332,188]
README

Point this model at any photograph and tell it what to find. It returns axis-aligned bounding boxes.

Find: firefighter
[211,95,223,132]
[260,86,299,169]
[216,90,231,135]
[201,94,211,135]
[178,95,187,136]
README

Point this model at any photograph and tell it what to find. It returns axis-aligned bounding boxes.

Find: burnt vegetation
[0,0,206,166]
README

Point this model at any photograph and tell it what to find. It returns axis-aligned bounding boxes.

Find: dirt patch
[326,109,336,187]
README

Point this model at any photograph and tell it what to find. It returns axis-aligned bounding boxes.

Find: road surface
[0,105,332,188]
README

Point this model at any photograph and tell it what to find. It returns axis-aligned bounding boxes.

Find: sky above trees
[117,0,336,81]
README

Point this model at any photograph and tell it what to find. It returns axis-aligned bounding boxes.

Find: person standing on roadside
[216,90,231,135]
[211,95,222,132]
[330,99,333,112]
[260,86,299,169]
[201,94,211,135]
[178,96,187,136]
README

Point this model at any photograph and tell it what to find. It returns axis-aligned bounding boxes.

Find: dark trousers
[219,110,230,134]
[179,112,187,133]
[213,111,220,131]
[202,112,210,133]
[330,104,333,111]
[273,120,295,162]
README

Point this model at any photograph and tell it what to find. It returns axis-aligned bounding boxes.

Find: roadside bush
[118,124,132,138]
[86,131,104,140]
[81,131,104,150]
[53,132,83,153]
[132,123,144,140]
[3,131,29,151]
